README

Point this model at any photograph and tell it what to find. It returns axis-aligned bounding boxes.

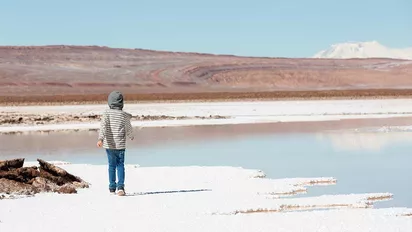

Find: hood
[108,91,124,110]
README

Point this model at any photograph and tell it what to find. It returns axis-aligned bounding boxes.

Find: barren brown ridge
[1,45,412,104]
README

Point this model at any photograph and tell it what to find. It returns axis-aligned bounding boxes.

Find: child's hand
[97,140,103,148]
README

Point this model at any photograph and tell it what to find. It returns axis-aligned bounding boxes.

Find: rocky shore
[0,158,89,198]
[0,113,229,127]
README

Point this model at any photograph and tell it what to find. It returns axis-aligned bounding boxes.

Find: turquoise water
[1,129,411,208]
[125,133,412,209]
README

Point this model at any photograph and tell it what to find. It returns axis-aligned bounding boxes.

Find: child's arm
[125,115,134,140]
[97,112,107,147]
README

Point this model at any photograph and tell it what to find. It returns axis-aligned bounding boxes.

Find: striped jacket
[98,109,134,149]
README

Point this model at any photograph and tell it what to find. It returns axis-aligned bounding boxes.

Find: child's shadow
[125,188,211,196]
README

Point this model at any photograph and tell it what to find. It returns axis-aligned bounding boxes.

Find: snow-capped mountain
[313,41,412,60]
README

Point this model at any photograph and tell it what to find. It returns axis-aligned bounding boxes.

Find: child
[97,91,134,196]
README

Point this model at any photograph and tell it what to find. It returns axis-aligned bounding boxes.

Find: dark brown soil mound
[0,158,89,196]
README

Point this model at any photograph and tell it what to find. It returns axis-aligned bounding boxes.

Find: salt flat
[4,99,412,116]
[2,99,412,133]
[2,99,412,231]
[1,162,411,232]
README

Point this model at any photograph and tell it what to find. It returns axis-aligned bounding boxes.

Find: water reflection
[315,131,412,151]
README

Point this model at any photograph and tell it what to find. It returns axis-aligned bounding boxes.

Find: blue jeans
[105,149,125,190]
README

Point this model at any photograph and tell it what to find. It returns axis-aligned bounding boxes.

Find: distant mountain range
[313,41,412,60]
[1,45,412,103]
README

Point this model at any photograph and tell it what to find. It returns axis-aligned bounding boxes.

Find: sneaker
[109,189,116,194]
[117,189,125,196]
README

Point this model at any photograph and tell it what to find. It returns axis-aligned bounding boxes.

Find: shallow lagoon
[1,126,411,208]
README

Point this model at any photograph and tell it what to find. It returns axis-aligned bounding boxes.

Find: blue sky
[0,0,410,57]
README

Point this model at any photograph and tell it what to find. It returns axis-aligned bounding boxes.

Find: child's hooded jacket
[98,91,134,149]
